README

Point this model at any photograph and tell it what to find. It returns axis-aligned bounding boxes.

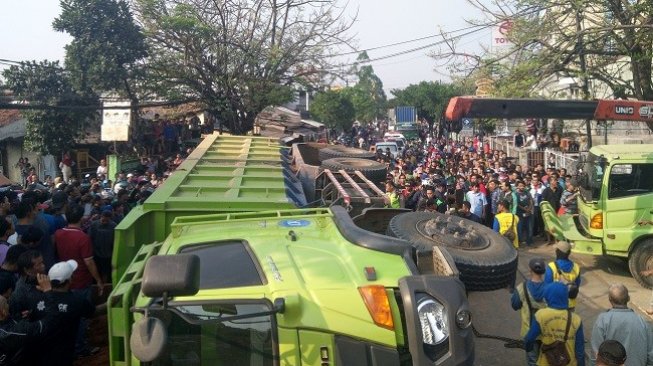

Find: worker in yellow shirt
[493,200,519,248]
[384,181,401,208]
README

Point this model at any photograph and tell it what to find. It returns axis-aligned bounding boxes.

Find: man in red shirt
[54,204,103,357]
[54,205,103,292]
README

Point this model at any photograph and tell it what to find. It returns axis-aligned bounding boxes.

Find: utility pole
[576,4,593,149]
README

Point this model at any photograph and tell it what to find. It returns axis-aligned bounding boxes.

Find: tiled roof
[0,109,21,127]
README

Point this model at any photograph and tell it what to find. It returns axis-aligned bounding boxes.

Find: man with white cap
[41,260,95,366]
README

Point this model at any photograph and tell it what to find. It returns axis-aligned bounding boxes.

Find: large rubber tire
[386,212,518,292]
[319,146,376,162]
[628,239,653,289]
[321,158,388,183]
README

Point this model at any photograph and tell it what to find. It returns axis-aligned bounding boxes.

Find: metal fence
[543,148,586,172]
[488,136,584,171]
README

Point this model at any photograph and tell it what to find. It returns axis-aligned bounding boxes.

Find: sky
[0,0,491,96]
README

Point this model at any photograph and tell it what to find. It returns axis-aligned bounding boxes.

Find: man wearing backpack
[493,200,519,248]
[511,258,548,366]
[524,282,586,366]
[545,241,581,311]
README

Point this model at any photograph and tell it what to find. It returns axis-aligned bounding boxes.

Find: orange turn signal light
[590,213,603,229]
[358,285,394,330]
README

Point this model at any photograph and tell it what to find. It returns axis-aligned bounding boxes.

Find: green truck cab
[108,134,476,366]
[541,144,653,289]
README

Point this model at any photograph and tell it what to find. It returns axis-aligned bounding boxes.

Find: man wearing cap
[524,282,585,366]
[590,283,653,366]
[596,340,627,366]
[41,260,95,365]
[545,241,581,310]
[511,258,548,366]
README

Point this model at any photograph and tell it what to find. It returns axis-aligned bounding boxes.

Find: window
[608,163,653,199]
[180,241,264,289]
[153,302,276,366]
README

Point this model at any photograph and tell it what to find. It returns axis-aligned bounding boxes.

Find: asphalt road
[468,238,652,366]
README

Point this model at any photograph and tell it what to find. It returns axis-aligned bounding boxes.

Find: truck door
[603,163,653,255]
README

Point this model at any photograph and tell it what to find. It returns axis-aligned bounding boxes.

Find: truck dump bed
[113,134,305,281]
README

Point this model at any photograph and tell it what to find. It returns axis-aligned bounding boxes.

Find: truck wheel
[629,239,653,289]
[321,158,388,183]
[319,146,376,161]
[386,212,518,292]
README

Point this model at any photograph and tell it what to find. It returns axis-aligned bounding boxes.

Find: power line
[325,24,493,71]
[329,23,489,58]
[329,3,552,68]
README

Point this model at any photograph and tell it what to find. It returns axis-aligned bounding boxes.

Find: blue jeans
[519,215,533,245]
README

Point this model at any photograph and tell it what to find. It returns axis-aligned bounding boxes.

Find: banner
[101,102,131,141]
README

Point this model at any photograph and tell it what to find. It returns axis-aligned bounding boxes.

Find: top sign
[492,20,513,48]
[101,102,131,141]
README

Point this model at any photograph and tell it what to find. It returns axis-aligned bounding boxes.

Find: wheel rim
[415,216,491,251]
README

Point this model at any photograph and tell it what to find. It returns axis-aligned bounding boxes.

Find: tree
[53,0,148,101]
[436,0,653,131]
[310,90,355,130]
[343,52,387,123]
[390,81,472,123]
[133,0,354,134]
[2,61,95,155]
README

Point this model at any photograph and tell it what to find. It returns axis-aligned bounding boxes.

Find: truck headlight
[416,296,448,345]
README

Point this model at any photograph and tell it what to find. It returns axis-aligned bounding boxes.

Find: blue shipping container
[395,106,417,131]
[395,106,416,122]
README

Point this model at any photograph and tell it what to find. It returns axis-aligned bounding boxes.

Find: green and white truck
[108,134,502,366]
[541,144,653,289]
[444,96,653,290]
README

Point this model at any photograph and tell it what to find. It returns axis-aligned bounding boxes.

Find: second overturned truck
[109,134,482,366]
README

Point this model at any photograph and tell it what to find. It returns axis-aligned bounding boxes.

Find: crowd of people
[376,134,652,365]
[0,141,193,365]
[1,125,652,365]
[380,135,578,248]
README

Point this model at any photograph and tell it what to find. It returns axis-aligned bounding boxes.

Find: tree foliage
[436,0,653,130]
[342,52,387,123]
[53,0,148,100]
[2,61,95,155]
[310,90,355,130]
[133,0,353,134]
[390,81,472,123]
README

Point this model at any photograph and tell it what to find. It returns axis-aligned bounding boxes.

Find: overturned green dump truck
[108,134,512,366]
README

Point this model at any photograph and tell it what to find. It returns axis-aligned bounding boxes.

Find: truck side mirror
[141,254,201,298]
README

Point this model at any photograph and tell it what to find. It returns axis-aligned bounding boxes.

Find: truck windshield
[151,302,276,366]
[579,153,604,202]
